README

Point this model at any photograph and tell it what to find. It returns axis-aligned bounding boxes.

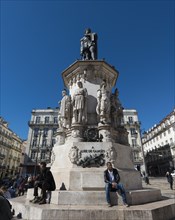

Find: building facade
[142,109,175,176]
[24,108,59,175]
[0,117,23,178]
[122,109,143,170]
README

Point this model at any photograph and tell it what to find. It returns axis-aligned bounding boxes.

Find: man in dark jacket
[104,162,128,207]
[0,194,12,220]
[30,162,56,204]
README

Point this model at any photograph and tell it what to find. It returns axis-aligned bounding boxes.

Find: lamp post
[137,130,148,175]
[34,130,42,176]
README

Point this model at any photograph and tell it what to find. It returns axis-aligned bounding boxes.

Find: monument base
[10,195,175,220]
[51,142,142,190]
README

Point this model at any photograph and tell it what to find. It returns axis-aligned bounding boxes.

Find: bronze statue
[80,28,98,60]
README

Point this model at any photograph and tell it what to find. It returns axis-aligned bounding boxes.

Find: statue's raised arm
[80,28,98,60]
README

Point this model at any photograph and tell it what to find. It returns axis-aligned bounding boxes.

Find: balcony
[28,120,58,127]
[0,140,12,148]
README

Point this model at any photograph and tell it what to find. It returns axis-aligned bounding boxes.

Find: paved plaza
[142,177,175,199]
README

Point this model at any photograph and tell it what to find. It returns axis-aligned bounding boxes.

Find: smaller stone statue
[80,28,98,60]
[110,88,124,128]
[96,80,110,123]
[72,81,88,124]
[59,89,71,128]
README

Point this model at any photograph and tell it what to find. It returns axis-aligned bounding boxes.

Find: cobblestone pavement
[142,176,175,199]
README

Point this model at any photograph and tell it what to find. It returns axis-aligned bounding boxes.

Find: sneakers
[123,203,129,207]
[107,203,113,207]
[29,197,37,203]
[39,199,46,205]
[30,197,41,204]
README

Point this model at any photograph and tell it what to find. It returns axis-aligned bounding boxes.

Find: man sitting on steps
[104,162,129,207]
[30,162,56,205]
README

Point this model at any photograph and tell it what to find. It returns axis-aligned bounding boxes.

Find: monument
[49,28,155,204]
[10,28,175,220]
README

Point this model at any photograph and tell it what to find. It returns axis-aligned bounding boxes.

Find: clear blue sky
[1,0,174,140]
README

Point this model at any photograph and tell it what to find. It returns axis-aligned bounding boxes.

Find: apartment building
[0,117,23,178]
[122,109,143,170]
[24,108,59,175]
[142,109,175,176]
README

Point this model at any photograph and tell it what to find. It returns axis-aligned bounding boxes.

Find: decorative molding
[69,146,105,168]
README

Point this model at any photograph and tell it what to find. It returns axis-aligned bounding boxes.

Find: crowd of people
[0,174,35,199]
[0,173,35,220]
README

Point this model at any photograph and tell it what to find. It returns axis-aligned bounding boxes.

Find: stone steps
[10,196,175,220]
[26,188,162,206]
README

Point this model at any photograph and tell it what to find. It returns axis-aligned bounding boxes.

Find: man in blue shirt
[104,162,129,207]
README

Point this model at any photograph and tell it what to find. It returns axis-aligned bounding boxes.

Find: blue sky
[1,0,174,140]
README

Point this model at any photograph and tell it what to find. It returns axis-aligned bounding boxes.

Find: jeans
[105,182,127,204]
[33,181,51,199]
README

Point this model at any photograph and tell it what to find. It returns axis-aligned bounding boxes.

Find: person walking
[142,171,151,185]
[30,162,56,204]
[104,162,129,207]
[166,171,173,190]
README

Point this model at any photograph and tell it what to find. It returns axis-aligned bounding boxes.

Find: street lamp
[33,130,42,176]
[136,130,148,176]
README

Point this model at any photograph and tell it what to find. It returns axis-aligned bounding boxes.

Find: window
[130,128,136,136]
[35,117,40,123]
[41,152,45,160]
[31,151,36,159]
[34,128,39,137]
[32,139,37,147]
[43,128,48,137]
[45,117,49,124]
[128,117,133,124]
[132,139,137,147]
[54,117,58,124]
[42,139,47,147]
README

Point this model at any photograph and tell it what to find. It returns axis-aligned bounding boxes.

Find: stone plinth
[51,142,142,190]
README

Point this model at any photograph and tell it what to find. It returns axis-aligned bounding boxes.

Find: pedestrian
[30,162,56,204]
[104,162,129,207]
[18,176,28,196]
[165,171,173,190]
[142,171,150,185]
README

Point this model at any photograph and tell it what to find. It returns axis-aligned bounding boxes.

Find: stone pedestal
[50,60,142,207]
[51,142,142,190]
